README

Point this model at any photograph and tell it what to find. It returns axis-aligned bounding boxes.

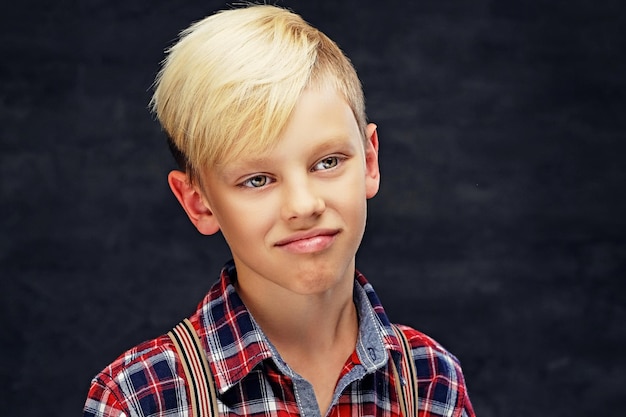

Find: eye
[314,156,340,171]
[241,175,270,188]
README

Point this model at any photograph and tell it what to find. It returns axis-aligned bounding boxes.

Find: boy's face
[178,87,380,297]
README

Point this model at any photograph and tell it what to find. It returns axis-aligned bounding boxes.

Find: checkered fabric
[84,261,474,417]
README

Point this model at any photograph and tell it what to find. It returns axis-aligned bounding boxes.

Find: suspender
[168,320,417,417]
[168,319,219,417]
[392,324,419,417]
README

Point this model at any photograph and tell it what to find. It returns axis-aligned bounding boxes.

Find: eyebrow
[220,134,357,179]
[312,135,356,153]
[217,157,271,181]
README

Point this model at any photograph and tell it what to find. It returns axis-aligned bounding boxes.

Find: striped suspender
[168,320,415,417]
[392,324,419,417]
[168,319,219,417]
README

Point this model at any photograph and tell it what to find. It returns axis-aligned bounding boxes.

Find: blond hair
[150,4,366,183]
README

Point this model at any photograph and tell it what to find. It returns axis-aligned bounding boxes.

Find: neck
[234,266,358,355]
[267,291,358,351]
[234,265,359,416]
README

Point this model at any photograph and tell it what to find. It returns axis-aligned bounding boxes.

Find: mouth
[274,229,340,254]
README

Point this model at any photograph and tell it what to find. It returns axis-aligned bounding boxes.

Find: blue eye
[242,175,269,188]
[314,156,339,171]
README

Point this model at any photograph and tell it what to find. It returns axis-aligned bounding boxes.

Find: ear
[364,123,381,199]
[167,170,221,235]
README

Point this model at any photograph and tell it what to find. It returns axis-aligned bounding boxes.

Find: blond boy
[84,5,474,417]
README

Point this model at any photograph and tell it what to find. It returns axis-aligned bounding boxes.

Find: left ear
[364,123,380,199]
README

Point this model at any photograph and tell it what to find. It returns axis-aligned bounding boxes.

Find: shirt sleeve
[460,395,476,417]
[82,334,188,417]
[455,365,476,417]
[398,325,475,417]
[83,374,130,417]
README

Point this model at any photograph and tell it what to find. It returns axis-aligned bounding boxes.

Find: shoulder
[394,324,475,417]
[98,334,180,383]
[84,334,188,416]
[395,324,462,374]
[84,274,228,416]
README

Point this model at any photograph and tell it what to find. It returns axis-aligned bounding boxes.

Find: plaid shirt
[84,261,474,417]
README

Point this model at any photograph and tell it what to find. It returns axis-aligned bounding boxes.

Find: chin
[289,263,352,295]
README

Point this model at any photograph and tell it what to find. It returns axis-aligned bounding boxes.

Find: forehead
[209,89,363,178]
[282,86,360,134]
[218,87,361,162]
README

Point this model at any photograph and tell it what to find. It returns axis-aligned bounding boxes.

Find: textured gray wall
[1,1,625,415]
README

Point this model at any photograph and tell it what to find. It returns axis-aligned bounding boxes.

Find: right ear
[167,170,220,235]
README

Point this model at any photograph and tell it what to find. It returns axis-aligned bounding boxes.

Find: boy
[84,4,474,417]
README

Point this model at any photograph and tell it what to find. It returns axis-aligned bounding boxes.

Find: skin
[168,86,380,414]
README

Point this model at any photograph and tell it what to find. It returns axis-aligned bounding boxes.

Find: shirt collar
[353,270,403,369]
[196,261,402,393]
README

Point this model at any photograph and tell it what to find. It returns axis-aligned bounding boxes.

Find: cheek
[223,197,276,234]
[334,179,368,224]
[210,199,254,240]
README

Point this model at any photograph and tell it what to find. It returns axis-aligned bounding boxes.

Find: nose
[280,176,326,222]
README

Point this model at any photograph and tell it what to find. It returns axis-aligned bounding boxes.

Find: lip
[274,228,340,254]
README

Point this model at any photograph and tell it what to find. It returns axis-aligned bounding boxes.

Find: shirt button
[367,348,377,360]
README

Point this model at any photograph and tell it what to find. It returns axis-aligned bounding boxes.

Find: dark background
[1,0,625,415]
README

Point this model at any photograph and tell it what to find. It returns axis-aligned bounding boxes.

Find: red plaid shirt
[84,261,474,417]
